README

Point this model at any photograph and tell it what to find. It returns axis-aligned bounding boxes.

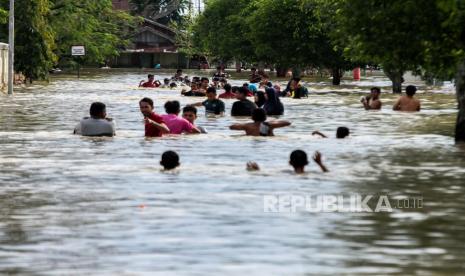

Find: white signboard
[71,45,85,56]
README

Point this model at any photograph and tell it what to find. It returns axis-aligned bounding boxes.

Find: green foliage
[130,0,189,25]
[15,0,57,81]
[50,0,138,66]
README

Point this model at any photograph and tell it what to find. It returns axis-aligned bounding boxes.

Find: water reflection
[0,71,464,274]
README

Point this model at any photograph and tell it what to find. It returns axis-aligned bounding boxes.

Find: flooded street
[1,70,464,275]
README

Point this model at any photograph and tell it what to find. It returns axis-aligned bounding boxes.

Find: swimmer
[74,102,115,137]
[182,106,208,133]
[393,85,421,111]
[246,150,328,173]
[229,108,291,136]
[160,151,180,170]
[139,74,160,88]
[161,101,200,134]
[312,127,350,139]
[139,97,170,137]
[190,87,225,116]
[361,87,382,110]
[219,83,236,99]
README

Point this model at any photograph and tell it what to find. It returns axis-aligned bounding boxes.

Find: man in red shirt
[139,97,170,137]
[139,74,160,88]
[218,84,236,99]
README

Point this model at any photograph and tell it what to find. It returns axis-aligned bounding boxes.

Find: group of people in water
[76,69,423,174]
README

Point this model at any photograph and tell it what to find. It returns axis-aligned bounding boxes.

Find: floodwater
[1,70,464,275]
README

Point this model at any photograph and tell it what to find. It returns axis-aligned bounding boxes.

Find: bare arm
[370,100,382,110]
[313,151,329,172]
[229,123,246,130]
[393,98,401,111]
[190,126,201,134]
[145,118,170,133]
[189,102,204,107]
[312,131,328,138]
[269,120,291,129]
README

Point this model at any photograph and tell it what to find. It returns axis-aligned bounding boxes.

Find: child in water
[160,151,180,170]
[246,150,328,174]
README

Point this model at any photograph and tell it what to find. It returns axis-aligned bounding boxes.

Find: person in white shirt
[74,102,115,137]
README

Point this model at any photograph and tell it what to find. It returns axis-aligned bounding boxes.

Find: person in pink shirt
[161,101,200,134]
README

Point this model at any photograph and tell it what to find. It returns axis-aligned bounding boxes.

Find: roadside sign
[71,45,85,56]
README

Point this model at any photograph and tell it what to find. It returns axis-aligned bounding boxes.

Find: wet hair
[336,127,350,139]
[206,87,216,94]
[201,77,209,83]
[182,105,198,115]
[252,108,267,122]
[292,77,301,82]
[160,151,180,170]
[237,87,248,96]
[176,69,182,73]
[406,85,417,96]
[232,86,240,93]
[139,97,154,108]
[370,87,381,93]
[266,81,273,88]
[89,102,106,117]
[170,82,177,88]
[224,83,232,92]
[164,78,170,83]
[255,91,266,107]
[289,150,309,168]
[193,77,200,82]
[148,74,154,78]
[213,77,220,82]
[243,82,249,87]
[164,100,180,114]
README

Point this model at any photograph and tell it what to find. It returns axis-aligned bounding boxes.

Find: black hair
[148,74,154,78]
[217,66,221,70]
[89,102,106,117]
[266,81,273,88]
[289,150,309,168]
[292,77,301,82]
[224,83,232,92]
[206,87,217,94]
[336,127,350,139]
[237,87,248,96]
[213,77,220,82]
[164,100,180,114]
[160,151,180,170]
[370,87,381,93]
[251,67,256,71]
[164,78,170,83]
[201,77,209,82]
[406,85,417,96]
[139,97,154,108]
[232,86,240,93]
[182,105,198,115]
[255,91,266,107]
[176,69,182,73]
[252,108,267,122]
[170,82,177,88]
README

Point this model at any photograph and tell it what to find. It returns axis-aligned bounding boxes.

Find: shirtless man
[393,85,421,112]
[229,108,291,136]
[361,87,382,110]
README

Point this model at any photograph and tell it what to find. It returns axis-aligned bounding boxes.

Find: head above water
[224,83,232,92]
[206,87,217,98]
[370,87,381,94]
[252,108,267,123]
[164,100,181,114]
[176,69,182,74]
[406,85,417,96]
[289,150,309,172]
[160,150,180,170]
[182,105,198,123]
[336,127,350,139]
[89,102,106,119]
[139,97,154,116]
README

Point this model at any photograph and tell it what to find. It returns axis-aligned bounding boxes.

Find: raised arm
[313,151,329,172]
[229,123,246,131]
[312,131,328,138]
[269,120,291,129]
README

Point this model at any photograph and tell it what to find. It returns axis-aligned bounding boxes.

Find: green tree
[15,0,57,82]
[50,0,138,67]
[192,0,256,64]
[335,0,437,92]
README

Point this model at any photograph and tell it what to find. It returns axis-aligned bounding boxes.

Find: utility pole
[197,0,200,13]
[7,0,14,95]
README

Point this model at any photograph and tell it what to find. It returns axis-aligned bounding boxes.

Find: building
[111,0,189,68]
